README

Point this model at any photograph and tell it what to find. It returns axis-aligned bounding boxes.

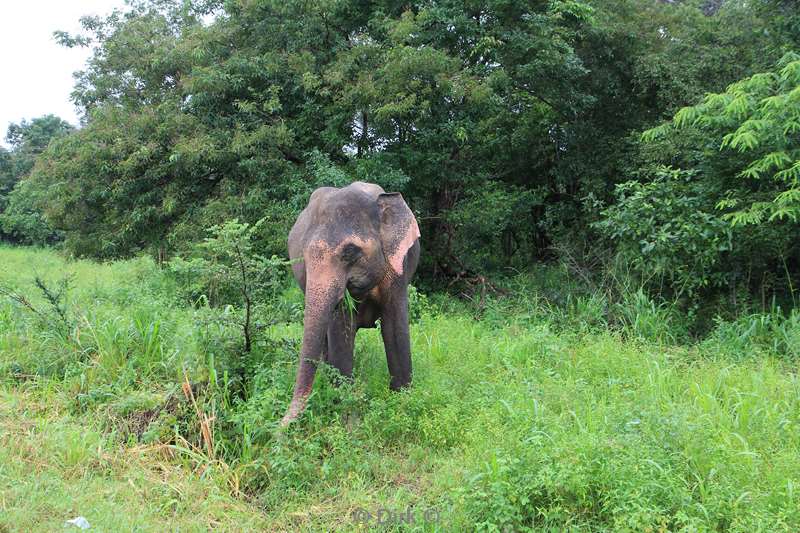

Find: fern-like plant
[643,52,800,226]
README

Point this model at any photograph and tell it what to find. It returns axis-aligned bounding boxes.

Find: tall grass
[0,246,799,531]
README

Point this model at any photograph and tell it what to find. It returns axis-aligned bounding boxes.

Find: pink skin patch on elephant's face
[301,235,384,297]
[303,240,344,317]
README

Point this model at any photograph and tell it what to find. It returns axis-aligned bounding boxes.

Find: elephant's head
[281,184,420,425]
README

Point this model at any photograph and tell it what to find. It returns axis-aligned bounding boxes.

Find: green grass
[0,246,799,531]
[0,386,270,531]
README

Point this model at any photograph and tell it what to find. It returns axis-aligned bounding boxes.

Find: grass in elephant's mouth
[342,287,360,321]
[0,245,799,531]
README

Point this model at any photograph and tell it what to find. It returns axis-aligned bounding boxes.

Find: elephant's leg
[319,334,329,366]
[326,307,356,381]
[380,288,412,390]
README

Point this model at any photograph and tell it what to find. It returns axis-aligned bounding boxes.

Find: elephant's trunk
[281,273,343,426]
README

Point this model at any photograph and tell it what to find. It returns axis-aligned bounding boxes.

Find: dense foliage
[611,51,800,312]
[0,115,73,244]
[0,0,797,310]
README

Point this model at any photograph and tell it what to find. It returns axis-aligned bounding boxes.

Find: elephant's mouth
[346,279,370,298]
[348,271,382,299]
[347,261,393,299]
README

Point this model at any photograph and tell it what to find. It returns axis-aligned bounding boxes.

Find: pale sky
[0,1,127,146]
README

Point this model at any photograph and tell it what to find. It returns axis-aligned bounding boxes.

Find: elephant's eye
[341,243,363,264]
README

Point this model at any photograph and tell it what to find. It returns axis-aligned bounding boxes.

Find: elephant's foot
[389,375,412,391]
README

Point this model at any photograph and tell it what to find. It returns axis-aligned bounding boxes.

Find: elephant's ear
[378,192,420,277]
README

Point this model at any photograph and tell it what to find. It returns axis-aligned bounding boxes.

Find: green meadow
[0,245,798,531]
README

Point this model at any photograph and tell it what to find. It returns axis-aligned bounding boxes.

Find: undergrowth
[0,246,798,531]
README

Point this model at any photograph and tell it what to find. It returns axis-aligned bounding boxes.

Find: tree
[645,52,800,226]
[611,52,800,305]
[5,115,74,178]
[0,148,13,210]
[168,218,288,352]
[0,115,73,244]
[26,0,800,305]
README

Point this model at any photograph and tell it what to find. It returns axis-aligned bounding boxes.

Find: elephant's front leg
[326,306,357,380]
[380,288,412,390]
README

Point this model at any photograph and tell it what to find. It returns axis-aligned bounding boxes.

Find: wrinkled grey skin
[281,182,421,425]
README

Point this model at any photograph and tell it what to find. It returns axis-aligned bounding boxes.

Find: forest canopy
[2,0,799,311]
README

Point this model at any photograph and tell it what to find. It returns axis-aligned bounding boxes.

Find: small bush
[168,218,289,352]
[595,166,732,300]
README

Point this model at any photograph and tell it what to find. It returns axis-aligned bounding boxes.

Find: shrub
[168,218,289,352]
[595,166,732,300]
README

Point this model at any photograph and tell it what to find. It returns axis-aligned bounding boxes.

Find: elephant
[281,181,421,425]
